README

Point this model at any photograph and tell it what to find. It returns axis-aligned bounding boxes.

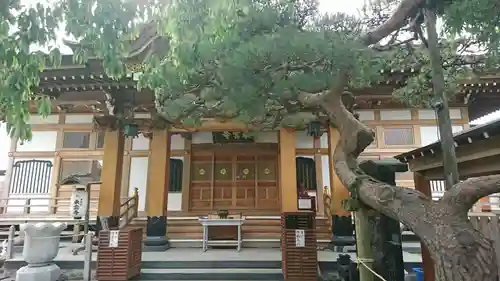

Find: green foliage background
[1,0,499,141]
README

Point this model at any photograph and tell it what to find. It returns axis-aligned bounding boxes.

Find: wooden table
[198,217,245,252]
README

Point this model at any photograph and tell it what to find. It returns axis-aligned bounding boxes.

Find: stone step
[138,268,284,281]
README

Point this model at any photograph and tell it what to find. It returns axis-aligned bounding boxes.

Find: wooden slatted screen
[10,160,53,194]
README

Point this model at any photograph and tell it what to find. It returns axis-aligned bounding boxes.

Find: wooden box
[281,212,318,281]
[96,227,143,281]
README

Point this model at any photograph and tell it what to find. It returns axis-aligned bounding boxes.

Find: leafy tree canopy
[1,0,499,141]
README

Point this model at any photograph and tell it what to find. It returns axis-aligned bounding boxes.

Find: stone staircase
[130,216,332,248]
[3,259,285,281]
[137,260,284,280]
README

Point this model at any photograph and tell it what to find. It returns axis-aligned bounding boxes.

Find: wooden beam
[407,135,500,172]
[327,127,350,216]
[144,128,171,250]
[279,129,298,212]
[414,172,435,281]
[423,154,500,180]
[97,129,125,230]
[314,137,324,216]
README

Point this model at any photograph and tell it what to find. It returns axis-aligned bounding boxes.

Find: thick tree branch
[362,0,424,45]
[358,178,432,228]
[440,175,500,211]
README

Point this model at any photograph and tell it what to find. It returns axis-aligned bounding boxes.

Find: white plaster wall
[65,114,94,124]
[16,131,58,152]
[6,157,54,214]
[28,115,59,124]
[129,157,148,211]
[129,156,184,212]
[295,131,313,148]
[380,109,412,120]
[420,125,464,146]
[168,156,183,211]
[320,133,328,148]
[132,134,150,150]
[321,155,331,190]
[171,134,185,149]
[6,194,50,214]
[357,110,375,121]
[418,108,462,120]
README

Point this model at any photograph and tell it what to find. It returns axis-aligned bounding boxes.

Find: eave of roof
[394,118,500,163]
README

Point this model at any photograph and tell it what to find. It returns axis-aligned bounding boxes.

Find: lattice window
[383,127,414,146]
[60,160,102,181]
[169,159,183,192]
[296,157,317,191]
[62,131,91,149]
[10,160,53,194]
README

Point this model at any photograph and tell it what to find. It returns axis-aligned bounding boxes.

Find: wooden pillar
[313,137,324,216]
[97,129,125,231]
[181,135,192,213]
[327,127,350,216]
[279,129,298,212]
[144,128,171,251]
[414,172,435,281]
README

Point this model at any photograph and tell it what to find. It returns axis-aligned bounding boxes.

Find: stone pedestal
[143,216,170,251]
[16,264,61,281]
[16,222,67,281]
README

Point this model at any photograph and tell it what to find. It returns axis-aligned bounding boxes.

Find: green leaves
[0,0,496,141]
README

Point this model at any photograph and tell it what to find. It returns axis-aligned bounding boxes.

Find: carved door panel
[190,155,212,210]
[235,158,256,208]
[190,147,279,212]
[256,155,279,210]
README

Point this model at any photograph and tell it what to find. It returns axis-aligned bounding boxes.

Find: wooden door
[255,154,279,210]
[189,145,279,212]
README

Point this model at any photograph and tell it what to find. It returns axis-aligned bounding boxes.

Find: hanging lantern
[306,121,322,137]
[123,123,139,138]
[69,185,89,219]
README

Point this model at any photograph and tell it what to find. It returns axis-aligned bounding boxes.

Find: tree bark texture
[299,1,500,279]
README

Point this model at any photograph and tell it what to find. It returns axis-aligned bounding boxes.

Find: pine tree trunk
[420,216,498,281]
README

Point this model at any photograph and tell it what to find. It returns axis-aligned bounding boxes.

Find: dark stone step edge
[136,272,284,281]
[4,260,422,270]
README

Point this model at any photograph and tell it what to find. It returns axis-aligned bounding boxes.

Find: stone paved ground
[1,243,422,281]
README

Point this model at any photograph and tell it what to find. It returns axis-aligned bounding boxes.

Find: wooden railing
[0,189,140,221]
[119,188,139,228]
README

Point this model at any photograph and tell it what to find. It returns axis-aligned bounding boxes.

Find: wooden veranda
[395,118,500,281]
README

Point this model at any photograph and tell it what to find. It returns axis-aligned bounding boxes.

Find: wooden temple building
[0,29,499,250]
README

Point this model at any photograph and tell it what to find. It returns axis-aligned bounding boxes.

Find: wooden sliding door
[189,144,279,212]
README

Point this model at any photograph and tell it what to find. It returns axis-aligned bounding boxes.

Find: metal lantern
[123,123,139,138]
[306,121,322,137]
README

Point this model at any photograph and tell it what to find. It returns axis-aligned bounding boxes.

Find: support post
[279,128,298,212]
[144,128,171,251]
[6,225,15,259]
[354,208,374,281]
[97,129,125,233]
[83,232,93,281]
[414,172,435,281]
[360,159,407,281]
[327,127,350,217]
